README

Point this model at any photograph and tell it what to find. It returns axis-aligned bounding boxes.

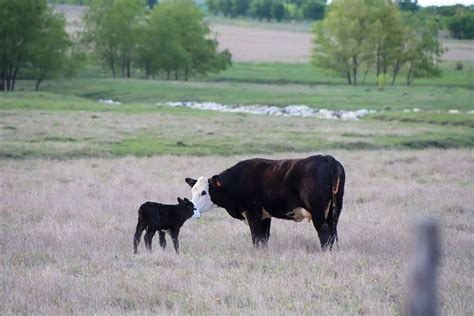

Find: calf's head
[177,197,197,219]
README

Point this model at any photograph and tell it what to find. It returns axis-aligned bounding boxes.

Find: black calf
[133,198,194,254]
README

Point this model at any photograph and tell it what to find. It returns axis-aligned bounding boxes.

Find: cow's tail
[326,155,345,247]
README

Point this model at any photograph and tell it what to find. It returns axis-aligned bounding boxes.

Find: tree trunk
[346,72,352,85]
[11,67,18,91]
[352,56,358,85]
[407,63,414,86]
[6,66,13,91]
[110,58,116,78]
[175,70,178,80]
[1,67,4,91]
[126,58,131,78]
[392,58,402,85]
[185,68,189,81]
[35,77,44,91]
[376,46,381,77]
[362,65,370,84]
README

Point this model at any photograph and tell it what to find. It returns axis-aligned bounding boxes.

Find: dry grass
[1,149,473,314]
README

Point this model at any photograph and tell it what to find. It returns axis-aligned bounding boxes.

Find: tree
[403,18,444,86]
[271,1,286,22]
[312,0,376,85]
[82,0,144,78]
[0,0,47,91]
[448,12,474,39]
[30,10,72,90]
[167,0,231,80]
[371,1,404,79]
[137,0,231,80]
[302,0,325,20]
[147,0,158,8]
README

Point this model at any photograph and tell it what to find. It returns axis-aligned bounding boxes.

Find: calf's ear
[210,175,222,189]
[177,197,184,204]
[185,177,197,187]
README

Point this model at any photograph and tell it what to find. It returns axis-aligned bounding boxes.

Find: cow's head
[185,176,219,217]
[185,175,245,220]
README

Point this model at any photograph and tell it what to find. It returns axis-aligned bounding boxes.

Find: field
[1,4,473,315]
[1,150,473,314]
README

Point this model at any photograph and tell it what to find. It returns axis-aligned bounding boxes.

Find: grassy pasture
[1,150,472,314]
[1,92,473,158]
[2,59,473,158]
[13,60,471,113]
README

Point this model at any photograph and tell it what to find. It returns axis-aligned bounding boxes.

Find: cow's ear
[210,175,222,189]
[185,177,197,187]
[177,197,184,204]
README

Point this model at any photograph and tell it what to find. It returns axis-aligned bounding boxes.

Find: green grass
[14,78,471,112]
[201,61,474,88]
[368,112,474,128]
[2,61,473,159]
[1,92,472,159]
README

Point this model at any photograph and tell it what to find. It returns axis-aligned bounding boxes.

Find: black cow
[133,198,196,254]
[186,155,345,250]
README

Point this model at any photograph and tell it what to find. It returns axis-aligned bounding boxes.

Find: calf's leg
[159,231,166,250]
[144,228,156,252]
[170,229,180,254]
[133,220,146,254]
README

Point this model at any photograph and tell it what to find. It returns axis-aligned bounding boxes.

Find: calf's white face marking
[190,176,217,217]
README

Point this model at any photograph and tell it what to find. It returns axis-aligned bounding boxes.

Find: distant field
[55,5,474,62]
[1,150,472,314]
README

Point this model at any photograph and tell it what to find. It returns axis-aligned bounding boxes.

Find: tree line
[312,0,444,86]
[1,0,231,91]
[83,0,231,80]
[206,0,326,21]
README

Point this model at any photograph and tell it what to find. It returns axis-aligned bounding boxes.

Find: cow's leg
[144,228,156,252]
[246,208,269,248]
[310,199,334,251]
[158,231,166,250]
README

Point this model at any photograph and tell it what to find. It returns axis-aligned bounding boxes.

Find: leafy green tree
[167,0,231,80]
[371,0,404,79]
[205,0,219,15]
[271,1,286,22]
[30,10,72,90]
[0,0,48,91]
[302,0,325,20]
[403,18,444,85]
[312,0,376,85]
[82,0,144,78]
[448,13,474,39]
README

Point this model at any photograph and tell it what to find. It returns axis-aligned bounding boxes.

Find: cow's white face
[189,176,217,217]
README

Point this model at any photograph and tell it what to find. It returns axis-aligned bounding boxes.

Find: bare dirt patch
[1,150,473,313]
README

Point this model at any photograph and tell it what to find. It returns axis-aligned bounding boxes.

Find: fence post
[406,218,440,316]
